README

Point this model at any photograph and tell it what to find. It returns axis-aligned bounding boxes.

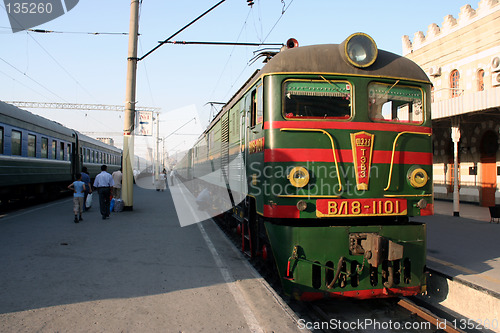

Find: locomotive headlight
[288,167,310,188]
[342,33,378,68]
[296,200,307,211]
[408,167,428,188]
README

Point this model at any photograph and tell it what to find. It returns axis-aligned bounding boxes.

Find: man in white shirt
[93,165,114,220]
[112,168,122,199]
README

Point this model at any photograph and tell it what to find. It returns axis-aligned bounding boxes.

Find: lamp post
[451,123,461,217]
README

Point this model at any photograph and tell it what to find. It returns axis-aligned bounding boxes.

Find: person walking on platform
[68,173,86,223]
[93,165,114,220]
[81,167,92,211]
[112,168,122,199]
[169,169,175,186]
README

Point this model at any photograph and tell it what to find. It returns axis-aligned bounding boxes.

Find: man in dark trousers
[81,167,92,211]
[93,165,114,220]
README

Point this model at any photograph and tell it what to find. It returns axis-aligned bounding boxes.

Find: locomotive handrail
[384,131,432,191]
[280,128,342,192]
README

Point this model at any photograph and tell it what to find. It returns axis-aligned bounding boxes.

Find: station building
[402,0,500,206]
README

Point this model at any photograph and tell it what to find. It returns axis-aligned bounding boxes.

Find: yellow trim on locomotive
[384,131,432,191]
[280,128,342,192]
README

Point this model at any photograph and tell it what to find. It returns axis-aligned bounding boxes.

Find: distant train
[177,33,433,300]
[0,101,122,203]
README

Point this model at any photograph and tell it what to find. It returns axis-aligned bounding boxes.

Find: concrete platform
[0,177,303,333]
[417,200,500,331]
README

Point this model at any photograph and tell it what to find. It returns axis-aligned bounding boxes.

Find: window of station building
[0,127,4,154]
[52,141,56,159]
[450,69,460,98]
[283,80,352,120]
[477,69,485,91]
[11,130,21,156]
[41,137,48,158]
[368,82,424,124]
[28,134,36,157]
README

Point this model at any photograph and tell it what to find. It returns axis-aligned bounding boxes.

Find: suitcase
[114,199,124,212]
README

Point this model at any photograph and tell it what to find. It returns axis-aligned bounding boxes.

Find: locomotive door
[245,83,264,201]
[240,103,247,188]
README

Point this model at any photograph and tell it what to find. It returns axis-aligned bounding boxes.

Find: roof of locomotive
[259,43,430,82]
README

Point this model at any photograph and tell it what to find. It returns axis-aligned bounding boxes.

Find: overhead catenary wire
[0,68,54,100]
[0,56,69,102]
[23,30,100,103]
[0,3,98,102]
[139,0,227,61]
[208,7,253,101]
[220,0,295,102]
[27,28,130,35]
[165,40,283,47]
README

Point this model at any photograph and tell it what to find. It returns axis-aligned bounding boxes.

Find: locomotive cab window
[283,80,351,120]
[248,83,263,128]
[368,83,423,124]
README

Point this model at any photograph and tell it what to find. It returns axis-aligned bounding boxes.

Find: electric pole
[122,0,140,211]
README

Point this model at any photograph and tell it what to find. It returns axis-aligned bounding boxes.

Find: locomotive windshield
[283,80,351,120]
[368,82,424,124]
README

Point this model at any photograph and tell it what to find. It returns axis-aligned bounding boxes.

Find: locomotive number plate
[316,198,407,217]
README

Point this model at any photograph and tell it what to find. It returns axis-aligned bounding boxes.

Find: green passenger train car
[177,33,432,300]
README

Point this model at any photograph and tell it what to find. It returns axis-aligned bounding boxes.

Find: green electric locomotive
[178,33,432,300]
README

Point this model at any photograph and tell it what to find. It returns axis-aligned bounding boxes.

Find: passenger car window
[28,134,36,157]
[41,138,48,158]
[11,130,21,156]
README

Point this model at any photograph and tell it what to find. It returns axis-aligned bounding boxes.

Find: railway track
[298,296,464,332]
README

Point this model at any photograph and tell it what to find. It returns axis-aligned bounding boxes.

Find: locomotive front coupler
[349,233,404,288]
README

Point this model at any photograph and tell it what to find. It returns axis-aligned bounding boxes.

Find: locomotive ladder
[241,217,253,257]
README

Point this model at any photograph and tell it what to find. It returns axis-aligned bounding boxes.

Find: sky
[0,0,478,162]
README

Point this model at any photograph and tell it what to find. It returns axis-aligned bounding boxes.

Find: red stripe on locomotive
[264,204,300,218]
[264,148,432,165]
